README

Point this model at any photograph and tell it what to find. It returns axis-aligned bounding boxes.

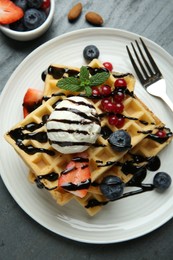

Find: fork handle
[147,79,173,112]
[161,93,173,112]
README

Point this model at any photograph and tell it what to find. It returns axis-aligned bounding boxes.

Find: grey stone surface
[1,0,173,259]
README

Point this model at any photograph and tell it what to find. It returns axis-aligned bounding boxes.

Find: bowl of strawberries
[0,0,55,41]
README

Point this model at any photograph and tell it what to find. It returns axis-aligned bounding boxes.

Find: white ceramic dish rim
[0,28,173,244]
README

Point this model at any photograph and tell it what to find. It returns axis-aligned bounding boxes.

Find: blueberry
[108,130,132,152]
[24,8,46,30]
[27,0,43,9]
[153,172,172,191]
[83,45,100,61]
[9,20,26,32]
[100,175,124,201]
[14,0,27,10]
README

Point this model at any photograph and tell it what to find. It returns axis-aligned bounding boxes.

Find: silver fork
[126,38,173,112]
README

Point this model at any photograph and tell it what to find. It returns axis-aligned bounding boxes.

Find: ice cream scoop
[46,96,101,154]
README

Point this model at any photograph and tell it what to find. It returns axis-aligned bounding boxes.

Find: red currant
[101,98,111,110]
[92,87,100,97]
[114,78,127,88]
[114,91,125,102]
[100,85,112,96]
[108,115,118,125]
[112,102,124,113]
[116,117,125,128]
[104,101,117,112]
[41,0,50,10]
[156,129,167,138]
[103,62,113,72]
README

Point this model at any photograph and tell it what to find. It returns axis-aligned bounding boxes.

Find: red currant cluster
[92,78,127,128]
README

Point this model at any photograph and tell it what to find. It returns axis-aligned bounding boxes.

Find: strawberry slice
[0,0,24,25]
[58,154,91,198]
[23,88,43,118]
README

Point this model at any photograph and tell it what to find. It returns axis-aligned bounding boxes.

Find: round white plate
[0,28,173,244]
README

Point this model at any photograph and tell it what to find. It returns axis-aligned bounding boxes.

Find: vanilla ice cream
[46,96,101,154]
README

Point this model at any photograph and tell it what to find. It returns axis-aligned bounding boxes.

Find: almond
[68,3,83,22]
[85,12,103,26]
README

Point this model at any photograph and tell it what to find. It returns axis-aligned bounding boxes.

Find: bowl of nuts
[0,0,55,41]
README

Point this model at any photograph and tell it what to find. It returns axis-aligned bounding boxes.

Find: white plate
[0,28,173,244]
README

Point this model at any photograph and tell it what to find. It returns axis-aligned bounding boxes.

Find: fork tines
[126,38,162,86]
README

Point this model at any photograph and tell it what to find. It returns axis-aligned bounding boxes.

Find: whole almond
[68,3,83,22]
[85,12,103,26]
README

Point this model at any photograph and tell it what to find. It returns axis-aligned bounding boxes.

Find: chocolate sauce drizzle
[9,65,172,205]
[85,155,160,208]
[8,115,55,156]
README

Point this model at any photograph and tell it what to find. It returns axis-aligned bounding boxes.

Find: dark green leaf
[85,86,92,96]
[80,66,89,82]
[89,72,110,86]
[57,77,82,92]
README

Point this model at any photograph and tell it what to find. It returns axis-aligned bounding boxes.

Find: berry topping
[14,0,27,11]
[22,88,43,118]
[27,0,43,9]
[153,172,172,191]
[83,45,100,61]
[100,85,112,96]
[108,114,118,126]
[100,175,124,201]
[156,129,167,138]
[0,0,24,25]
[113,90,125,103]
[9,19,26,31]
[92,86,101,97]
[58,154,91,198]
[40,0,50,10]
[108,130,132,152]
[103,62,113,72]
[23,8,46,30]
[116,117,125,128]
[114,78,127,88]
[101,97,111,110]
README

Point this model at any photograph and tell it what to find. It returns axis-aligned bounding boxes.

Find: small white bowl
[0,0,55,41]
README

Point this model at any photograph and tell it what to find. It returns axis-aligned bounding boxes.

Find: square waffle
[4,59,172,216]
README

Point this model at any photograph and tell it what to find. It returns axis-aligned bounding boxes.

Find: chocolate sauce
[112,72,133,78]
[87,66,109,75]
[35,172,59,190]
[54,107,100,125]
[38,172,59,181]
[8,115,55,156]
[147,131,172,144]
[85,154,160,208]
[61,179,91,191]
[85,180,154,208]
[47,66,79,80]
[85,199,108,208]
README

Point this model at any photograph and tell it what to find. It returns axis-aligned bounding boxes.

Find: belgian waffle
[4,59,172,216]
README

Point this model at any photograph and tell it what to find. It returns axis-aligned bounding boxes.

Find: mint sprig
[57,66,110,96]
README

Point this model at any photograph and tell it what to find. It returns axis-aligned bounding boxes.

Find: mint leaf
[89,72,110,86]
[85,86,92,97]
[57,77,82,92]
[80,66,89,82]
[56,66,110,96]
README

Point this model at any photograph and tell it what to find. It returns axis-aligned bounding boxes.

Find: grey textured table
[1,1,173,259]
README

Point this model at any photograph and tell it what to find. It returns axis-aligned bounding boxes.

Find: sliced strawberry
[23,88,43,118]
[0,0,24,25]
[58,154,91,198]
